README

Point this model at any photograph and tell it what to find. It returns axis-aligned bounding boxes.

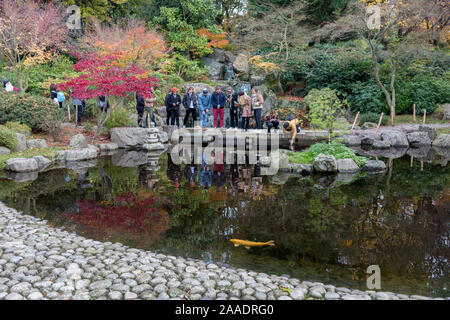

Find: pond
[0,151,448,297]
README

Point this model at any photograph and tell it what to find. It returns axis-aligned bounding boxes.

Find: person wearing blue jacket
[211,86,227,128]
[57,90,66,108]
[198,88,212,128]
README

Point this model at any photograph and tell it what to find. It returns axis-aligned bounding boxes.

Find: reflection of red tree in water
[64,192,169,247]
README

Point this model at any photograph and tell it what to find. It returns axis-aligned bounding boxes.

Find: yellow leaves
[197,27,229,49]
[249,55,282,74]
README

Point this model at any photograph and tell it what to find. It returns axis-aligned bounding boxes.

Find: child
[57,90,66,108]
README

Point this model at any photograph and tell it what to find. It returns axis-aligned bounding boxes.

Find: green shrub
[0,126,18,150]
[288,142,367,167]
[104,108,135,131]
[359,112,389,126]
[0,92,64,135]
[347,81,386,114]
[4,122,31,136]
[83,122,94,134]
[433,107,446,120]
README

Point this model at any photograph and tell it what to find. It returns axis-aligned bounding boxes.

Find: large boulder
[337,159,360,173]
[57,145,98,162]
[158,131,169,144]
[269,151,290,171]
[98,143,119,152]
[407,131,431,147]
[5,158,38,172]
[419,125,437,141]
[0,146,11,154]
[14,133,27,152]
[32,156,52,171]
[361,122,377,130]
[313,154,337,173]
[110,127,160,149]
[69,134,88,149]
[208,48,236,63]
[5,171,38,183]
[254,84,277,115]
[201,57,224,80]
[372,140,391,149]
[380,130,409,147]
[361,133,381,146]
[182,83,215,96]
[291,163,312,175]
[26,139,48,149]
[233,53,249,74]
[111,150,148,167]
[362,160,387,173]
[342,135,361,147]
[432,134,450,148]
[155,106,167,118]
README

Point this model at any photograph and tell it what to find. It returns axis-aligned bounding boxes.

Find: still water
[0,152,448,297]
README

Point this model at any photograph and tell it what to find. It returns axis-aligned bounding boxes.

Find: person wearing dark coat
[211,86,227,128]
[98,96,110,112]
[166,87,182,128]
[182,86,198,127]
[136,94,145,127]
[164,90,171,125]
[227,88,239,129]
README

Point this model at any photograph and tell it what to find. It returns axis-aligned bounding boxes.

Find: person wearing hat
[211,85,227,128]
[2,77,9,89]
[198,88,212,128]
[166,87,182,127]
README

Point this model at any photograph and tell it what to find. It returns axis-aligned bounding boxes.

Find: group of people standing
[153,85,282,133]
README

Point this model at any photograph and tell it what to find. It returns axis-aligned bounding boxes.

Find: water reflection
[0,154,448,297]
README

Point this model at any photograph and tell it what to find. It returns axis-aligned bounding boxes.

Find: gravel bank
[0,201,446,301]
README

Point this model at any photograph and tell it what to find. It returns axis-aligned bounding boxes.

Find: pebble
[0,201,444,301]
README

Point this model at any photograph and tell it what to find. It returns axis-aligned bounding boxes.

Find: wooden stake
[75,105,78,125]
[413,104,416,122]
[376,112,384,132]
[410,155,413,167]
[351,112,360,130]
[67,103,71,121]
[420,161,424,172]
[423,109,426,124]
[147,112,150,128]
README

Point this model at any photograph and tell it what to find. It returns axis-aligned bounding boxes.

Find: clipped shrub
[359,112,388,126]
[5,121,31,136]
[0,126,19,150]
[432,107,446,120]
[104,108,135,131]
[0,92,64,134]
[287,142,367,167]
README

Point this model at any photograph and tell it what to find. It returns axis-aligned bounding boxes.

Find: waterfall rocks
[4,158,39,172]
[313,154,338,173]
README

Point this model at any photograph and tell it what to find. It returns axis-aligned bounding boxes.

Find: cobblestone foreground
[0,201,446,301]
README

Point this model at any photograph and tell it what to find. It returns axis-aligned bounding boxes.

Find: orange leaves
[198,28,229,49]
[82,20,167,70]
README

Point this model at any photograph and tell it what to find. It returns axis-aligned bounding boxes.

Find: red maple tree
[63,193,170,247]
[57,51,159,137]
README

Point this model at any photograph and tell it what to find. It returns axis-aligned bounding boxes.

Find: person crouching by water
[167,87,181,128]
[182,86,198,128]
[265,110,280,133]
[238,91,252,131]
[143,90,157,128]
[283,116,301,150]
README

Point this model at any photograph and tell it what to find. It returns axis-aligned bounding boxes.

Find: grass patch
[0,146,66,170]
[393,114,448,125]
[286,142,368,167]
[436,128,450,135]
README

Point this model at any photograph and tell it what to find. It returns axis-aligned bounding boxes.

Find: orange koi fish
[230,239,275,250]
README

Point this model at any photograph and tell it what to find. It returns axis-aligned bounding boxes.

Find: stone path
[0,201,446,300]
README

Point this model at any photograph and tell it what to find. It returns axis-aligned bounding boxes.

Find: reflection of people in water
[199,158,212,190]
[139,165,159,190]
[167,154,182,188]
[184,164,198,187]
[252,165,263,198]
[75,170,92,192]
[238,166,252,192]
[212,151,225,189]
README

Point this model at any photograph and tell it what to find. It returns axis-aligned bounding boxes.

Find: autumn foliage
[0,0,68,93]
[198,28,229,49]
[63,193,170,247]
[82,20,168,70]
